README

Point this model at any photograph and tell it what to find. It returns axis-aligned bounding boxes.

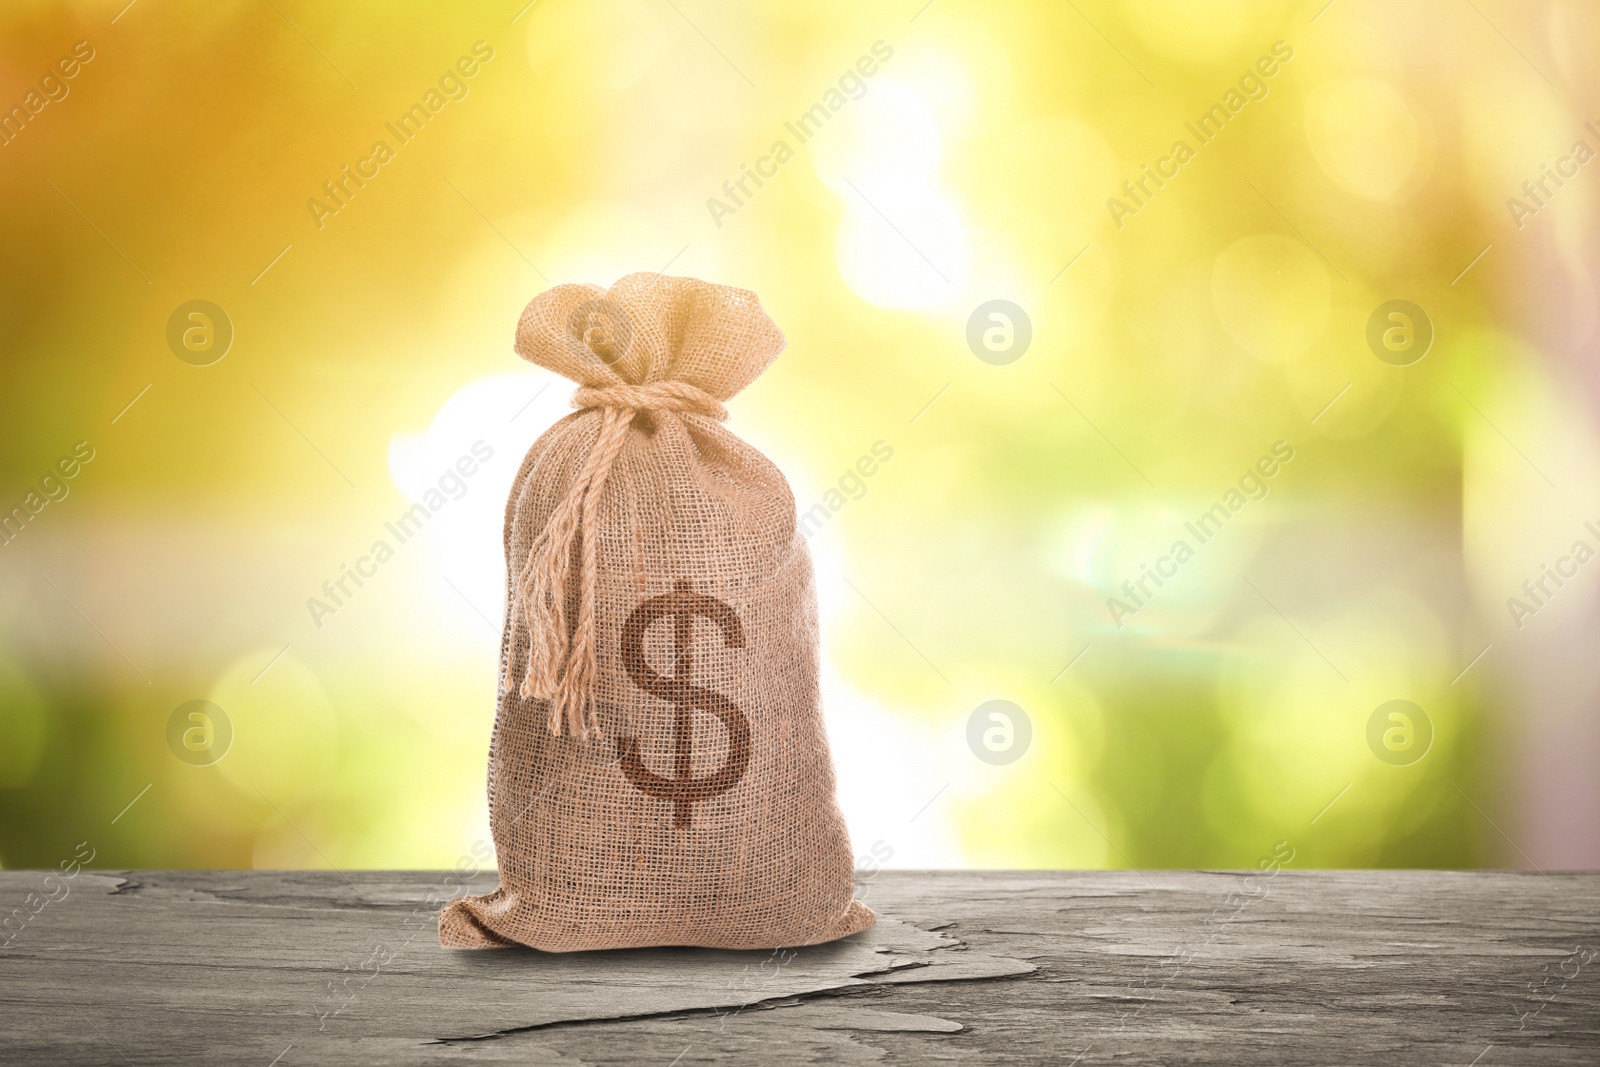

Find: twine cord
[512,379,727,738]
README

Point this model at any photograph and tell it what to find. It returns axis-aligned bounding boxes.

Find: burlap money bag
[439,273,874,952]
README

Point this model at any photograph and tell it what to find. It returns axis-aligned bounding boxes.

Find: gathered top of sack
[508,274,787,740]
[514,272,786,401]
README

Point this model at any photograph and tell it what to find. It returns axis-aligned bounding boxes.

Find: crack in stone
[92,879,452,914]
[426,959,1035,1045]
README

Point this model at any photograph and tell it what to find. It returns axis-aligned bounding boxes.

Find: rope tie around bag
[513,379,728,739]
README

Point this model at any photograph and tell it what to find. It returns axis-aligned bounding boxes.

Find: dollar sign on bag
[616,580,751,829]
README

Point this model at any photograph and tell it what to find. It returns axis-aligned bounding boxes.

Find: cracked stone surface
[1,870,1597,1064]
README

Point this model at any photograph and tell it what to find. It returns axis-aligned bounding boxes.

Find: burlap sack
[439,273,874,952]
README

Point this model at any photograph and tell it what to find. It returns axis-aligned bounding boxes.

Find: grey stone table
[1,869,1596,1065]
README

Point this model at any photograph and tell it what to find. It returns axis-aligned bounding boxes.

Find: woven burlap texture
[439,273,875,951]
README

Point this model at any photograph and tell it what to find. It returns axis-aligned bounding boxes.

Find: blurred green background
[2,0,1598,872]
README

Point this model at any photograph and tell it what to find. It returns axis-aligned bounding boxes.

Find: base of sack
[438,886,875,952]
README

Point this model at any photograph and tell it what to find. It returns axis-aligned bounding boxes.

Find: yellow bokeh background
[2,0,1598,872]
